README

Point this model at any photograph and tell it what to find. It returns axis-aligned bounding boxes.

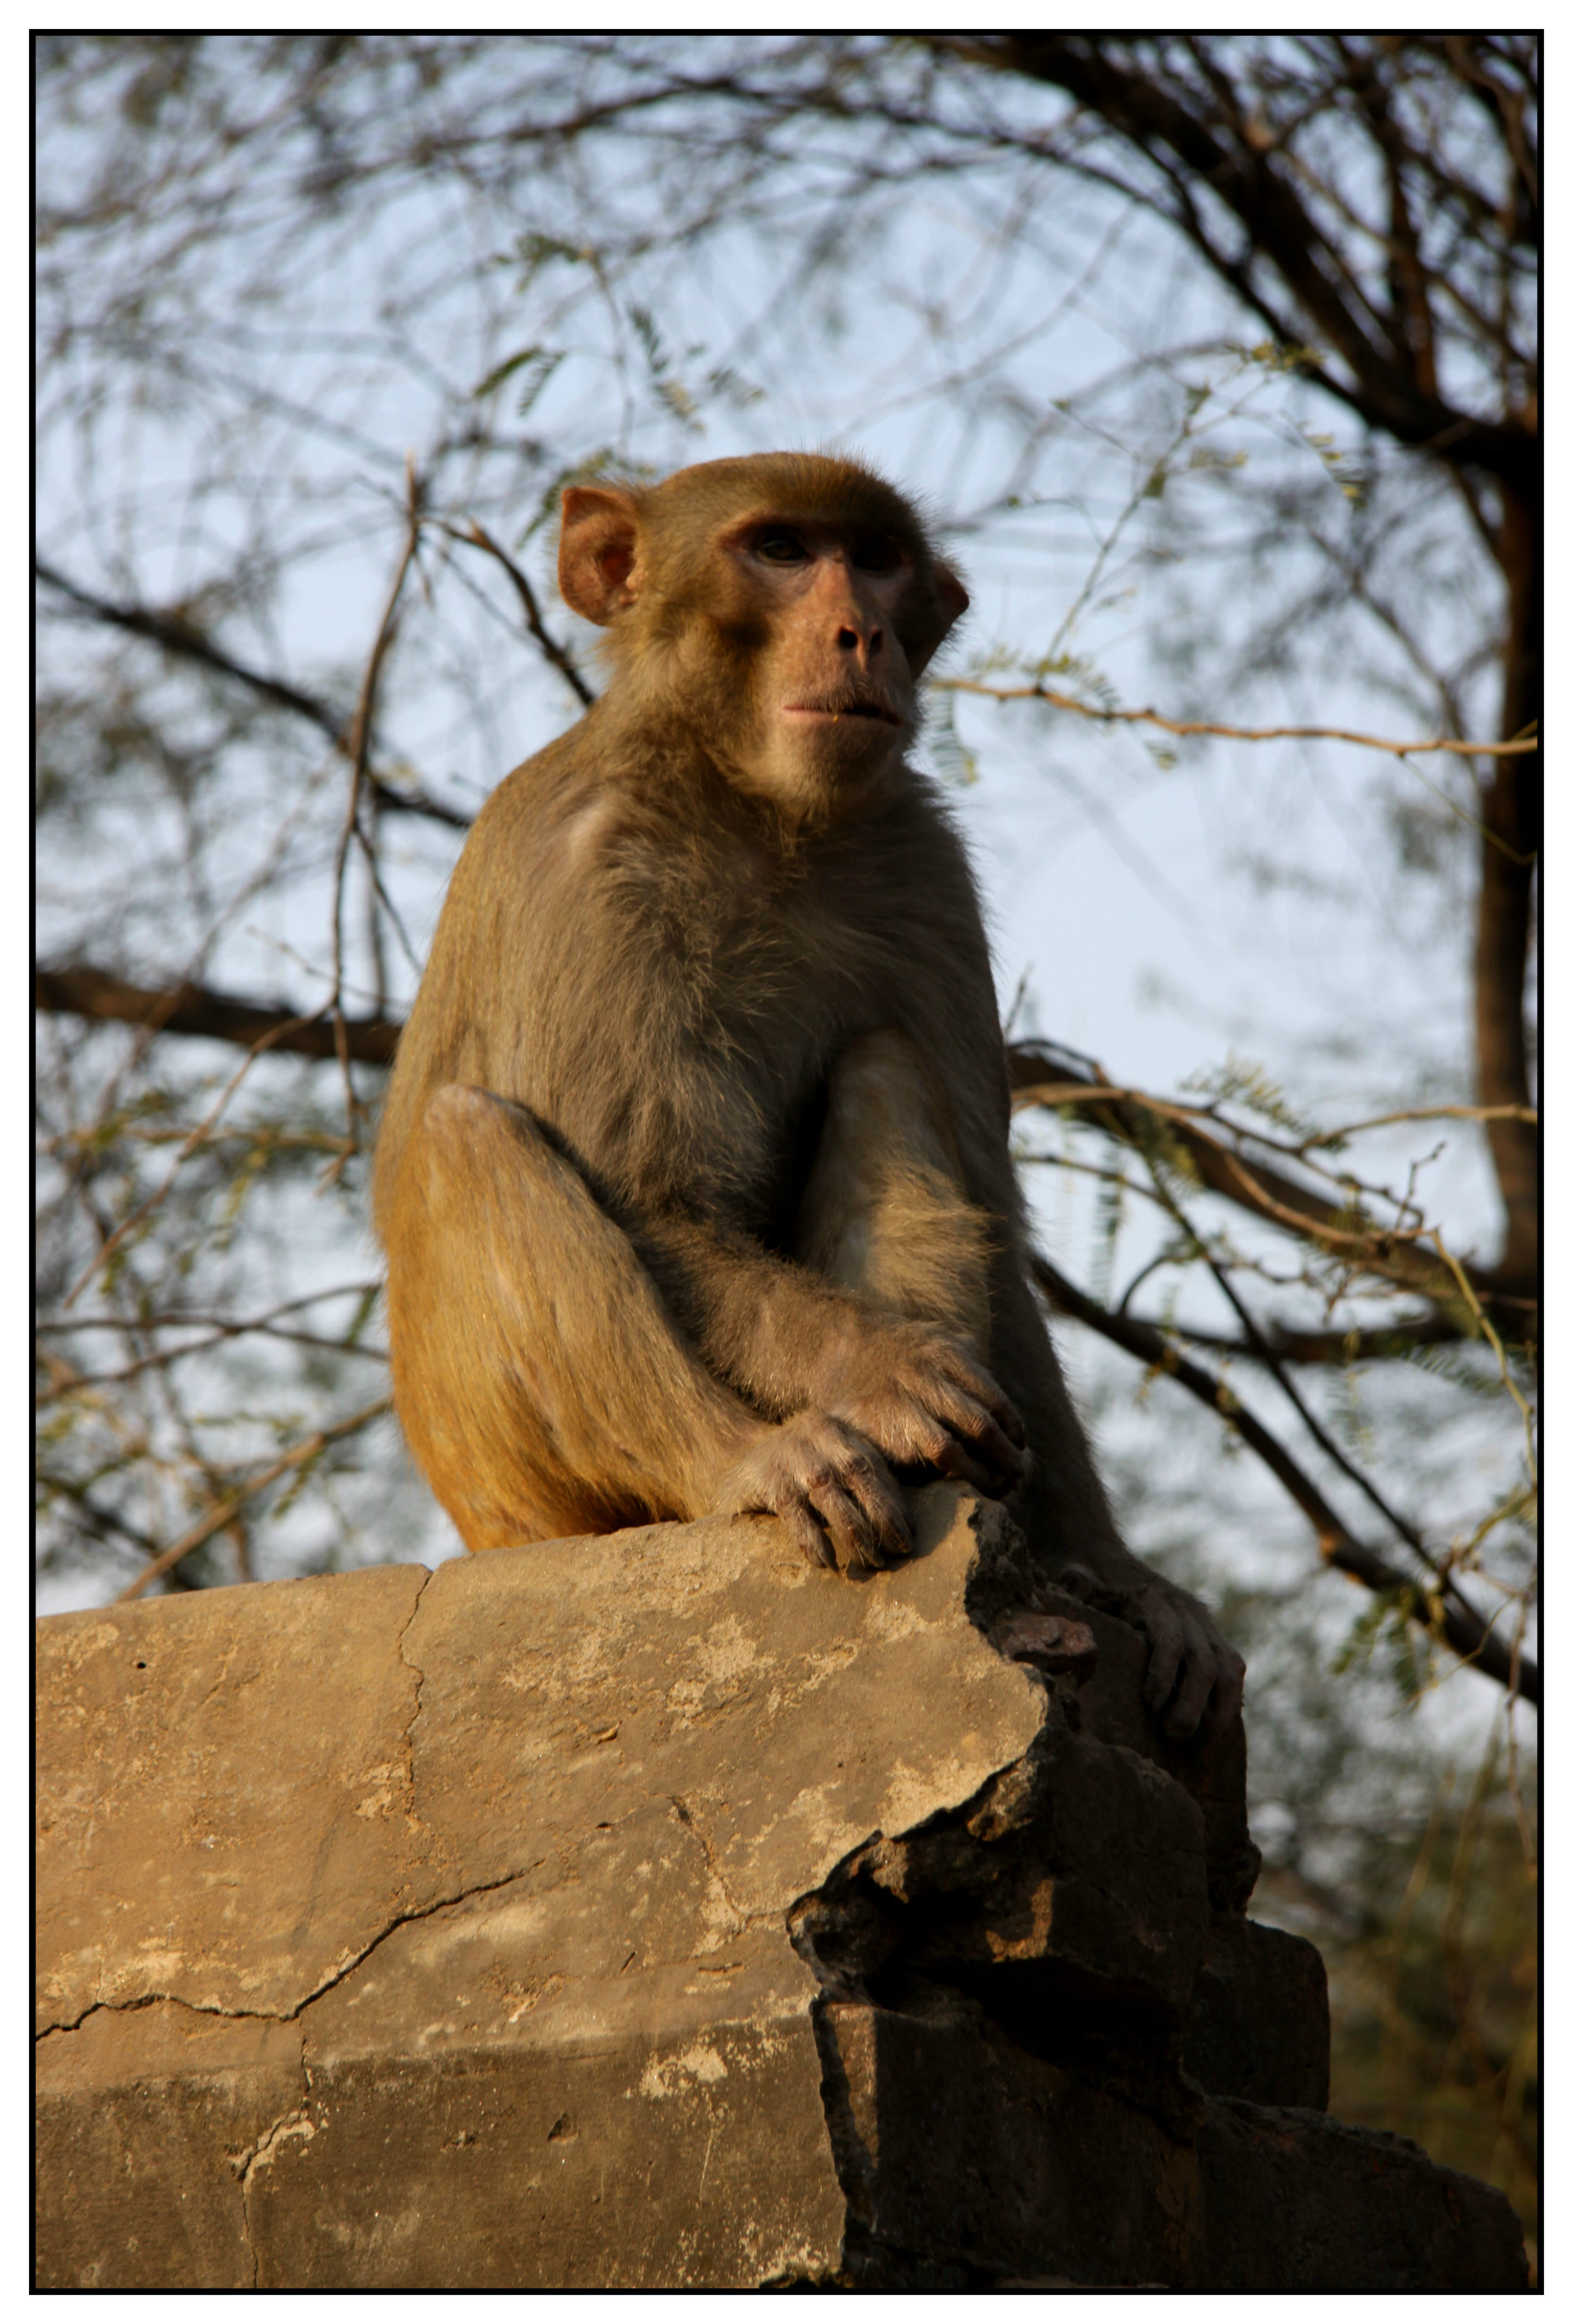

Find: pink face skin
[557,478,965,827]
[719,515,921,813]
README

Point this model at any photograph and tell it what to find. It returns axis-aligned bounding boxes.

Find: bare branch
[34,968,401,1064]
[113,1395,394,1601]
[1029,1248,1536,1706]
[38,1285,378,1337]
[1007,1044,1533,1317]
[1156,1314,1465,1366]
[37,1325,387,1405]
[938,676,1538,766]
[35,557,471,830]
[447,518,596,707]
[60,997,362,1307]
[34,966,1533,1325]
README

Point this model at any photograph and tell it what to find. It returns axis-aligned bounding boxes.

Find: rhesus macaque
[374,454,1244,1736]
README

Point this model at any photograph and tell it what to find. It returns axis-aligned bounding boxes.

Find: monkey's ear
[909,561,971,676]
[559,486,643,625]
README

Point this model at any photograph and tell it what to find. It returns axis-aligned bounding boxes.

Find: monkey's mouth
[785,700,902,727]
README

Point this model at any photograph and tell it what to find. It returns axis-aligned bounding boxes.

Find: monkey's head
[558,453,970,826]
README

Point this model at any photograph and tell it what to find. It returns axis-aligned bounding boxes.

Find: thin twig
[327,457,423,1157]
[1117,1113,1504,1624]
[35,557,470,829]
[113,1395,394,1601]
[447,518,596,706]
[36,1326,387,1404]
[1016,1082,1535,1135]
[1008,1046,1532,1315]
[1200,1241,1436,1567]
[38,1283,378,1337]
[1029,1246,1537,1704]
[60,1002,339,1308]
[939,676,1538,762]
[1431,1232,1538,1472]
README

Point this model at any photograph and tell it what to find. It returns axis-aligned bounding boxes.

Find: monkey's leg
[795,1027,994,1356]
[384,1083,910,1568]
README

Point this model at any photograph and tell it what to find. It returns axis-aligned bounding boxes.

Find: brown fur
[374,452,1243,1735]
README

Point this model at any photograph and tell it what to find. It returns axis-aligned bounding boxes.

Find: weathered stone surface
[396,1486,1048,1924]
[1184,1915,1331,2111]
[36,1561,431,2029]
[36,1489,1056,2288]
[36,2003,303,2290]
[805,2002,1529,2291]
[257,1936,839,2287]
[35,1484,1527,2290]
[794,1718,1211,2035]
[1198,2098,1530,2290]
[819,1999,1202,2288]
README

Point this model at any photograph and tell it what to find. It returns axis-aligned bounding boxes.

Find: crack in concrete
[229,2089,314,2286]
[230,2104,317,2185]
[35,1863,542,2041]
[394,1563,434,1771]
[37,1565,457,2047]
[230,2101,313,2277]
[668,1792,757,1936]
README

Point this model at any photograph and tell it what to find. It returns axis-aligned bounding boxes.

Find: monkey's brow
[729,513,907,551]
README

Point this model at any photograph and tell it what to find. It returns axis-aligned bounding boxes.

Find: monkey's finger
[817,1468,901,1580]
[980,1384,1026,1450]
[928,1433,997,1494]
[839,1452,914,1562]
[779,1496,837,1571]
[1141,1614,1185,1717]
[926,1388,1027,1486]
[1202,1644,1247,1736]
[929,1428,1020,1500]
[1163,1635,1216,1739]
[931,1353,1026,1448]
[812,1477,890,1571]
[897,1399,1018,1497]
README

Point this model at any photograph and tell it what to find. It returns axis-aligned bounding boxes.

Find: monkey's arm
[629,1206,1027,1500]
[991,1256,1246,1738]
[381,1084,915,1572]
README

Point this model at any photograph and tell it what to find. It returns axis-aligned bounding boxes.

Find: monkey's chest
[653,919,924,1239]
[567,834,958,1228]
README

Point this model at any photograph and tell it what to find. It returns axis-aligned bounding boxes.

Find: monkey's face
[559,459,969,829]
[715,513,922,819]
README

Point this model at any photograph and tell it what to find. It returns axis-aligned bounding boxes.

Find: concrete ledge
[35,1487,1526,2289]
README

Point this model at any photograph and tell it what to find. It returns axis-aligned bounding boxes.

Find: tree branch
[34,967,1533,1331]
[1007,1044,1534,1319]
[936,677,1538,768]
[1029,1248,1536,1705]
[954,36,1537,492]
[35,557,471,830]
[447,518,596,707]
[113,1395,393,1601]
[35,967,401,1065]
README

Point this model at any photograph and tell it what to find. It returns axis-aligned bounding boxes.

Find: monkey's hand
[823,1325,1029,1501]
[720,1414,914,1574]
[1058,1559,1246,1740]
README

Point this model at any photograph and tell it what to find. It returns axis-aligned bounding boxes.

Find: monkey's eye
[755,527,809,564]
[851,535,900,574]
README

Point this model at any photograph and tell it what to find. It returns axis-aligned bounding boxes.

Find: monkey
[373,452,1245,1739]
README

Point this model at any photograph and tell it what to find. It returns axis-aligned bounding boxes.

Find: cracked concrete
[36,1485,1528,2290]
[38,1488,1031,2284]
